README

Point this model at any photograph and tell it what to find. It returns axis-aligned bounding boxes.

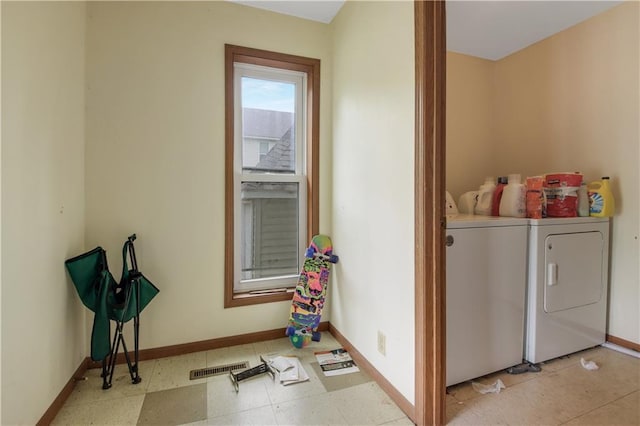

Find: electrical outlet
[377,331,386,356]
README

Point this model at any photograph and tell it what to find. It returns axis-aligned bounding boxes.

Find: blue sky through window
[242,77,295,112]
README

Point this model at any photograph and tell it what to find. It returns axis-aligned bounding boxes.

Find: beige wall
[85,2,333,348]
[496,2,639,344]
[1,2,87,424]
[446,52,496,200]
[448,2,640,343]
[330,1,415,403]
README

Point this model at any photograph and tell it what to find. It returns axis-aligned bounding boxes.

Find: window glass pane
[240,182,299,281]
[241,77,296,174]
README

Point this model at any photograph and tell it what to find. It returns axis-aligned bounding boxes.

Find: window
[225,45,320,307]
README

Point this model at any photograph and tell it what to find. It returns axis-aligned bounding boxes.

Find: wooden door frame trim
[414,1,447,425]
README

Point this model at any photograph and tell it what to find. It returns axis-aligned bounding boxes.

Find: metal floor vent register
[189,361,249,380]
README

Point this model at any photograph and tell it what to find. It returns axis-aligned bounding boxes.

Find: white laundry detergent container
[458,191,478,214]
[475,177,496,216]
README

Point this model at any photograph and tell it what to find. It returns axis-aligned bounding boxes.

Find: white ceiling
[446,1,624,60]
[229,0,623,60]
[228,0,345,24]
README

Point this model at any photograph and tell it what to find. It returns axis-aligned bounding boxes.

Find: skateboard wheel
[305,248,315,258]
[312,331,322,342]
[301,335,311,348]
[329,255,339,264]
[290,335,305,349]
[285,326,295,337]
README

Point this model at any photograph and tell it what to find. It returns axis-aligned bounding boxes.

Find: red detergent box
[544,172,582,217]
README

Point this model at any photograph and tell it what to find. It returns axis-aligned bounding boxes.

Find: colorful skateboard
[285,235,339,348]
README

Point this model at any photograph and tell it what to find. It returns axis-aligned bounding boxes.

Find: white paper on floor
[269,356,295,373]
[278,357,309,386]
[471,378,506,394]
[580,357,599,370]
[263,354,310,386]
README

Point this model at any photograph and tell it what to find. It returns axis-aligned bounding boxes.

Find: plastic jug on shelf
[474,177,496,216]
[491,177,508,216]
[587,177,615,217]
[458,191,478,214]
[499,174,526,218]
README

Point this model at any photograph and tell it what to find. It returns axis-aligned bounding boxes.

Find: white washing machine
[446,214,528,386]
[525,217,610,364]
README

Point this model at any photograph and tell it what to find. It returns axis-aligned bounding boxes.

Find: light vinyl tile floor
[52,333,412,426]
[446,346,640,425]
[52,338,640,426]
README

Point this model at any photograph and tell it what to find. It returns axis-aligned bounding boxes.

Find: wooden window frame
[224,44,320,308]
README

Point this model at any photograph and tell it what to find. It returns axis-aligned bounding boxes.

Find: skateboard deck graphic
[285,235,338,348]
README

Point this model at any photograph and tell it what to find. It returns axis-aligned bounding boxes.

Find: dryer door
[544,231,605,313]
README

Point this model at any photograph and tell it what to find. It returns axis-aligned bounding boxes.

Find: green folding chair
[65,234,159,389]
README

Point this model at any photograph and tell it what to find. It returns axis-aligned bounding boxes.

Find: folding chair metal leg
[132,313,141,383]
[101,309,141,387]
[101,358,110,390]
[127,235,142,385]
[101,245,143,389]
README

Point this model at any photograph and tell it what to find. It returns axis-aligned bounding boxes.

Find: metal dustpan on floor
[65,234,159,388]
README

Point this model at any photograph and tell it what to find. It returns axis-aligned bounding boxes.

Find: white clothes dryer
[525,217,610,364]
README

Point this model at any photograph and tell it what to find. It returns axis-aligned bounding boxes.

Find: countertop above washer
[446,214,529,229]
[447,214,610,229]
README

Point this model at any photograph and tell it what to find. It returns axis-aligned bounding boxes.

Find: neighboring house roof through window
[255,127,294,172]
[243,108,293,140]
[244,108,295,173]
